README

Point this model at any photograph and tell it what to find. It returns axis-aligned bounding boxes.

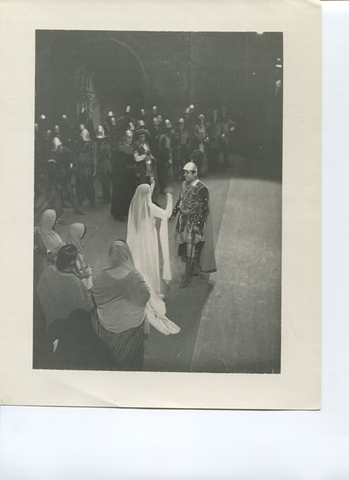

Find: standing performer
[96,125,112,204]
[111,130,138,221]
[133,128,156,185]
[76,128,97,208]
[157,119,173,193]
[127,183,180,336]
[171,162,216,288]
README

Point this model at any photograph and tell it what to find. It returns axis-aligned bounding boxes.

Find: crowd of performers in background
[33,103,231,371]
[34,103,238,224]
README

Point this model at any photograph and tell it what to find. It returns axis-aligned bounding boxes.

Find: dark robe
[111,143,138,218]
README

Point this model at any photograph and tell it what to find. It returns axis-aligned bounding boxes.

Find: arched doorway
[60,36,148,129]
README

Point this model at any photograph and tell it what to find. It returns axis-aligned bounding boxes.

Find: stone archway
[62,36,149,129]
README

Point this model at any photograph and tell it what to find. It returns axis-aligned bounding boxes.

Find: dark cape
[111,143,138,218]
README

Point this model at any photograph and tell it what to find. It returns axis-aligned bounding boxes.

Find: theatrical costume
[127,184,180,336]
[111,142,138,219]
[92,241,150,370]
[66,223,93,291]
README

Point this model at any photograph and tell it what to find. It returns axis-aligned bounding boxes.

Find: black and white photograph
[0,0,321,409]
[33,30,283,374]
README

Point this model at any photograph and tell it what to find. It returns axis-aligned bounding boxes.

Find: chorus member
[34,209,65,288]
[37,244,94,330]
[66,223,93,291]
[157,119,173,193]
[76,128,97,208]
[92,241,150,371]
[193,114,209,175]
[207,109,222,172]
[111,129,138,221]
[96,125,112,204]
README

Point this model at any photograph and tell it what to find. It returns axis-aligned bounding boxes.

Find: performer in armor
[171,162,216,288]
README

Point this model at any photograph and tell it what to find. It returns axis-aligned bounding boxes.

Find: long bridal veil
[127,184,180,336]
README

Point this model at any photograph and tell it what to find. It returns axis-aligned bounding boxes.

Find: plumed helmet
[152,106,158,114]
[80,128,91,142]
[185,108,190,114]
[96,125,106,139]
[51,136,63,152]
[54,125,60,134]
[140,109,146,116]
[107,111,114,117]
[164,119,172,129]
[183,161,198,172]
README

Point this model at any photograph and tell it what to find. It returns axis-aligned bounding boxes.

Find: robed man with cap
[171,161,216,288]
[133,127,156,185]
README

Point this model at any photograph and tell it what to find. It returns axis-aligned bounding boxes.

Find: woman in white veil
[127,182,180,335]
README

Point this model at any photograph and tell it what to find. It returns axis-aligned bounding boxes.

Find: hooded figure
[34,209,65,287]
[92,240,151,370]
[66,223,93,290]
[127,184,180,336]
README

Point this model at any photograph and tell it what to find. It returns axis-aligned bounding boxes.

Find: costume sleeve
[171,185,183,217]
[150,193,173,220]
[196,186,209,228]
[134,145,147,163]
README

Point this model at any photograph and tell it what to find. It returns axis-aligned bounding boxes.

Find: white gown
[127,184,180,336]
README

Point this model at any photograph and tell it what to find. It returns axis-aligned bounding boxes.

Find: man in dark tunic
[171,162,216,288]
[133,128,156,185]
[50,136,85,215]
[76,128,97,208]
[96,125,112,204]
[157,119,173,193]
[111,129,138,221]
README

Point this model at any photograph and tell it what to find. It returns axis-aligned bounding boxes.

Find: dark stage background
[35,30,283,170]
